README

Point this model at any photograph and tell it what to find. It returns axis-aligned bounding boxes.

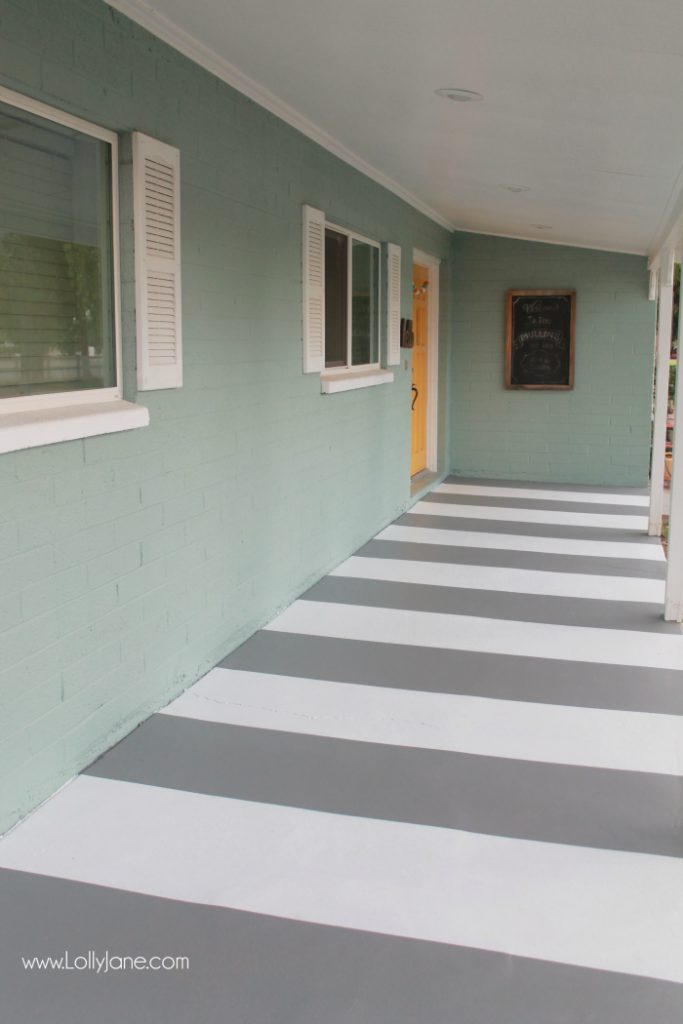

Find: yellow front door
[410,263,429,477]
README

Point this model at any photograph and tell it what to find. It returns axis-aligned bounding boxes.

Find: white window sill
[321,368,394,394]
[0,399,150,454]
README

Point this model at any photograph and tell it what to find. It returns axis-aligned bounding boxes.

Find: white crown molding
[104,0,454,231]
[455,226,646,258]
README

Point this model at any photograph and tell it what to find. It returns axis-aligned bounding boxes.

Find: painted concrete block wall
[450,233,655,485]
[0,0,452,833]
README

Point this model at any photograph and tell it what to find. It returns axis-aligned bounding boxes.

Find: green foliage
[62,241,102,357]
[672,263,680,357]
[0,232,101,357]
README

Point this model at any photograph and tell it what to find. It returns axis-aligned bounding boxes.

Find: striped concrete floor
[1,477,683,1023]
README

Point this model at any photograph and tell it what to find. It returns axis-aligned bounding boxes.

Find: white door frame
[413,249,440,473]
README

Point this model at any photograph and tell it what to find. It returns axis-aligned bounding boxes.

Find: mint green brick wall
[450,233,655,485]
[0,0,452,832]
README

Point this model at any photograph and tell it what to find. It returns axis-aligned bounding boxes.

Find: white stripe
[265,600,683,671]
[1,775,681,983]
[377,524,666,562]
[413,500,648,531]
[331,556,665,605]
[437,482,650,507]
[162,667,683,776]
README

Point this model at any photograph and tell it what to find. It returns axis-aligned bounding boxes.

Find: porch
[1,479,681,1023]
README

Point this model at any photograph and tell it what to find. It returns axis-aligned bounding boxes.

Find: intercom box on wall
[400,318,414,348]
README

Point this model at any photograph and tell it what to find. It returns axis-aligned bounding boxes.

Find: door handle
[411,385,419,411]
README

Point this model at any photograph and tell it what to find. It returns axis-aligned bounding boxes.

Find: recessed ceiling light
[501,184,530,192]
[435,88,483,102]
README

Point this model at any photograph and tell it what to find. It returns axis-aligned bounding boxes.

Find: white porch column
[664,280,683,621]
[648,250,675,536]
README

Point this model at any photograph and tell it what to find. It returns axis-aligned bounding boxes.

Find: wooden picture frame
[505,289,576,390]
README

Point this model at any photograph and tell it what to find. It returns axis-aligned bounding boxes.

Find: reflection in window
[0,100,115,399]
[351,239,379,366]
[324,228,347,368]
[323,226,379,370]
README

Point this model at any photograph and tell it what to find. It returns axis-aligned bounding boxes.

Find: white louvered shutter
[302,205,325,373]
[386,243,401,366]
[133,132,182,390]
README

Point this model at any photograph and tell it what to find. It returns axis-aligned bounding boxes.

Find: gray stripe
[401,511,663,545]
[86,715,683,858]
[223,630,683,716]
[3,869,681,1024]
[359,538,667,579]
[424,492,648,516]
[305,575,675,633]
[444,475,650,496]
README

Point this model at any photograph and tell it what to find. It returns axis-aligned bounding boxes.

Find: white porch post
[648,250,675,536]
[664,277,683,621]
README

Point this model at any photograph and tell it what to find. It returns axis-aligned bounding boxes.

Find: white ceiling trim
[456,226,644,258]
[104,0,454,231]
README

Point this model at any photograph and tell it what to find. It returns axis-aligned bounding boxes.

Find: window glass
[351,239,379,366]
[324,228,347,368]
[0,100,115,399]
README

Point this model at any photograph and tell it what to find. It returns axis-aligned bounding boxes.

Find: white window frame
[322,221,382,378]
[0,86,148,453]
[0,86,122,413]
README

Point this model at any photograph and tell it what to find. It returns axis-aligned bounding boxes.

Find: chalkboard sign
[505,290,575,389]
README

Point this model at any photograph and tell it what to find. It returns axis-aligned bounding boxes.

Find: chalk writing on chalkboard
[505,290,575,389]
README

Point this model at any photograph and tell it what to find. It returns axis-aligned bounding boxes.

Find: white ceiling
[110,0,683,255]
